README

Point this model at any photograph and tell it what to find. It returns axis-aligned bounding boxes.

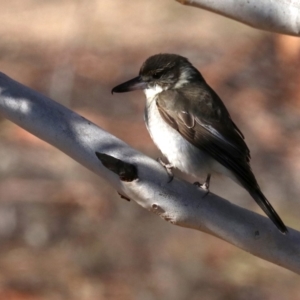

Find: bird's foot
[193,174,211,198]
[157,157,174,182]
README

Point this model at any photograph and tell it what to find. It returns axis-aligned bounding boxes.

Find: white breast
[144,89,212,179]
[143,87,240,184]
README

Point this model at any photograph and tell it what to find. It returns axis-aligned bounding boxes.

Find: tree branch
[0,73,299,273]
[176,0,300,36]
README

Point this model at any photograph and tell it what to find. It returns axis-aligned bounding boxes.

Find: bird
[111,53,287,234]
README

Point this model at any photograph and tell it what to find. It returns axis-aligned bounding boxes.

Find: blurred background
[0,0,300,299]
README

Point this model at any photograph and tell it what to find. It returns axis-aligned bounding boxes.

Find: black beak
[111,76,147,94]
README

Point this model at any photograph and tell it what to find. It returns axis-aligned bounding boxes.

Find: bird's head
[112,53,202,95]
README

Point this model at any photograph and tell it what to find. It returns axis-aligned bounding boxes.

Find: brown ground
[0,1,300,299]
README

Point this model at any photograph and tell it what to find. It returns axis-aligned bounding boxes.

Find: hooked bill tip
[111,76,147,94]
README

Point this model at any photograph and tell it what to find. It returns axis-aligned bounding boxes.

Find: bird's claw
[157,157,174,182]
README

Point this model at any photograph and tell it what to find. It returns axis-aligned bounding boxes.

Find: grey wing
[156,88,257,189]
[157,88,287,233]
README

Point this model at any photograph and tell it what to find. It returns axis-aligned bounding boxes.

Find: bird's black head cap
[139,53,203,88]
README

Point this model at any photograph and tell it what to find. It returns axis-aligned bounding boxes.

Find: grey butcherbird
[112,53,287,234]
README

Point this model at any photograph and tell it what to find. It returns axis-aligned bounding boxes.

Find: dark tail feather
[248,188,288,234]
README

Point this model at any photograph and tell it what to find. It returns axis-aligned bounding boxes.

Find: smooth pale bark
[176,0,300,36]
[0,73,299,274]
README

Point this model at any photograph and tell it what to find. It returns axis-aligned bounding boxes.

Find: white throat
[144,85,164,101]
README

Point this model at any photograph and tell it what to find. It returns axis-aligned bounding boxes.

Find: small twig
[117,192,131,201]
[95,152,138,182]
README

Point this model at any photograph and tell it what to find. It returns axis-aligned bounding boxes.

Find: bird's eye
[152,72,162,79]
